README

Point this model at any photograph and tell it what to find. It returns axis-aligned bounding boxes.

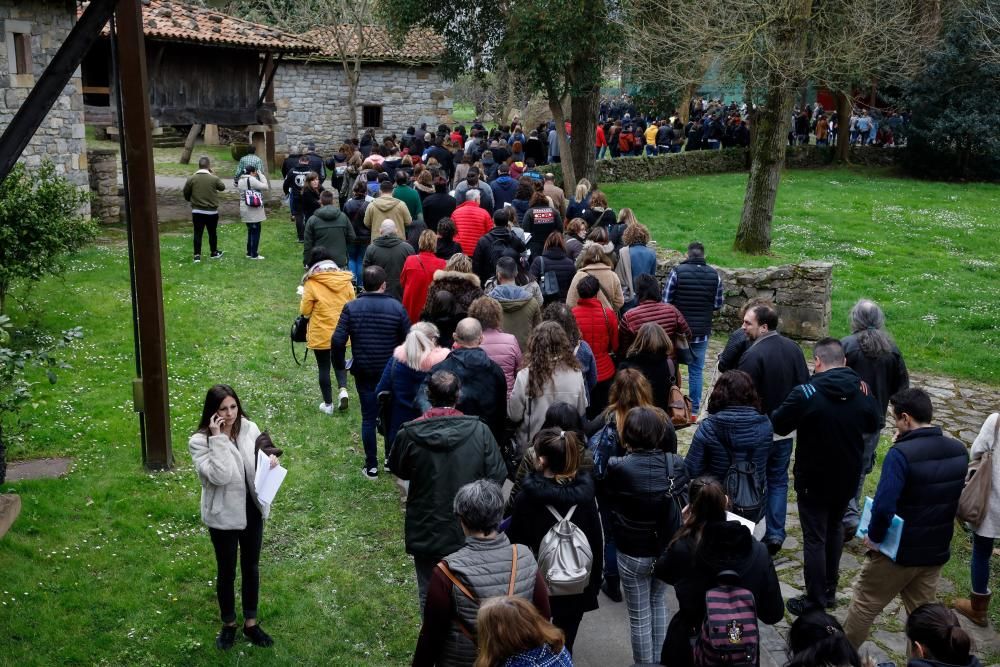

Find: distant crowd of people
[181,119,992,667]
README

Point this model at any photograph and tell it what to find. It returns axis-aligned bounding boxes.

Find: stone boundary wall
[654,248,833,341]
[546,145,900,187]
[87,149,120,225]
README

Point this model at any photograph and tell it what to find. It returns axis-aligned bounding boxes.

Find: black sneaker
[764,539,783,557]
[786,595,817,617]
[825,589,837,609]
[384,457,391,473]
[243,623,273,648]
[216,624,237,650]
[193,254,201,263]
[362,466,378,481]
[210,251,224,259]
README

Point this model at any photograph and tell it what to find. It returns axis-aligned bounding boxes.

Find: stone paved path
[572,340,1000,666]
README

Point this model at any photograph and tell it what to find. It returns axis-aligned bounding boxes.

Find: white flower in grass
[921,313,938,326]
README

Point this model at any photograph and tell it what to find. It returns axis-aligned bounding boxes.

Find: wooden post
[115,0,173,470]
[179,123,203,165]
[203,124,220,145]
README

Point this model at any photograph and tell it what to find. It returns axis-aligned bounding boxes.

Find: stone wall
[545,145,902,188]
[272,61,453,154]
[0,1,88,188]
[87,149,120,225]
[654,249,833,341]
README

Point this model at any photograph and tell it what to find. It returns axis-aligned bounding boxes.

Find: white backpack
[537,505,592,596]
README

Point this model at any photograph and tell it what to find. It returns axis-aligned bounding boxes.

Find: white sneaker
[250,255,265,260]
[338,388,349,411]
[318,402,334,415]
[362,467,378,480]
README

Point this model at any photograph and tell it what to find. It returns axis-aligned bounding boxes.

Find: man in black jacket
[737,303,809,554]
[771,338,882,616]
[471,211,526,284]
[664,242,722,415]
[843,388,967,647]
[416,318,508,447]
[333,266,411,480]
[388,370,507,614]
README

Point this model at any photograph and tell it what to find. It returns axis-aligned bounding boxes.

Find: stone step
[0,494,21,539]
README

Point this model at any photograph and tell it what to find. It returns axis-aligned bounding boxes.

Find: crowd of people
[182,118,991,666]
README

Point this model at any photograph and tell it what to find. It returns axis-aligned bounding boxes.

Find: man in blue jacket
[333,266,411,480]
[843,388,967,648]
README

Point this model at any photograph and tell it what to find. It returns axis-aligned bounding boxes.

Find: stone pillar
[203,124,220,145]
[247,125,270,173]
[87,149,121,225]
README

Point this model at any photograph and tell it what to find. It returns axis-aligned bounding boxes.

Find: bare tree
[620,0,939,254]
[965,0,1000,67]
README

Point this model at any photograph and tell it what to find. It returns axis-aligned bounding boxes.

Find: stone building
[272,26,452,154]
[0,0,87,187]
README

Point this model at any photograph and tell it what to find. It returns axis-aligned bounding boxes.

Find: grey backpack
[537,505,592,596]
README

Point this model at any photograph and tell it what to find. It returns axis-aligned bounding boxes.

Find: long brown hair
[603,368,653,432]
[670,476,727,547]
[627,321,673,359]
[475,596,565,667]
[533,427,581,483]
[196,384,246,443]
[523,322,581,399]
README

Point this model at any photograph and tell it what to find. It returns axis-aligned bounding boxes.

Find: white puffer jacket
[188,418,268,530]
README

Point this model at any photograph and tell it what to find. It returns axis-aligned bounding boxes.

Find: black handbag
[674,333,695,366]
[291,315,309,365]
[375,359,396,437]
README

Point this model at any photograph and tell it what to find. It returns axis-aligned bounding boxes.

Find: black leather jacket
[606,450,683,557]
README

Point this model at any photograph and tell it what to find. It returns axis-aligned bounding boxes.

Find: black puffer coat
[605,449,684,557]
[528,247,577,304]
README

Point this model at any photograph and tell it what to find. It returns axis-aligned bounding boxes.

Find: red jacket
[452,200,494,255]
[400,251,447,323]
[620,300,692,356]
[573,298,619,382]
[596,125,607,148]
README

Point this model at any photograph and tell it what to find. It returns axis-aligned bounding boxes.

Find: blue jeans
[671,144,682,153]
[596,146,608,160]
[348,244,367,285]
[245,223,261,257]
[355,374,379,469]
[972,533,994,594]
[686,338,709,412]
[765,437,794,545]
[598,504,619,577]
[843,431,881,528]
[618,552,668,664]
[644,145,657,156]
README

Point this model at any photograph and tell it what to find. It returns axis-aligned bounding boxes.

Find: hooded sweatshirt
[303,205,356,268]
[362,195,412,239]
[771,366,882,501]
[489,284,541,352]
[299,267,356,350]
[490,174,518,210]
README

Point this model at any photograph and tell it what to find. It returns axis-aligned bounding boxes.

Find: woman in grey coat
[237,165,269,259]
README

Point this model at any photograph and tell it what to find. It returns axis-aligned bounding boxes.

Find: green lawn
[1,168,999,665]
[602,167,1000,384]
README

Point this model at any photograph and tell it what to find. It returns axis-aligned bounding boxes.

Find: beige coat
[972,413,1000,538]
[507,366,588,450]
[565,263,625,311]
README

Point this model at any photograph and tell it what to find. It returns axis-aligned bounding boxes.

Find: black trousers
[208,499,263,623]
[798,494,850,609]
[587,378,613,420]
[551,609,583,654]
[192,212,219,256]
[313,349,348,405]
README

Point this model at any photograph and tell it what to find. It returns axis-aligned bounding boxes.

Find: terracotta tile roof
[301,25,444,64]
[81,0,316,53]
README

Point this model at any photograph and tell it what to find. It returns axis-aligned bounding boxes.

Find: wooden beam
[178,124,203,164]
[82,85,111,95]
[258,53,282,108]
[0,0,118,182]
[113,0,173,470]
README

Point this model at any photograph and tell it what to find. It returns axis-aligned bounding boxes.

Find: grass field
[602,167,1000,384]
[1,167,998,665]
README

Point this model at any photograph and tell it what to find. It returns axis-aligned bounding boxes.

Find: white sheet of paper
[255,450,287,505]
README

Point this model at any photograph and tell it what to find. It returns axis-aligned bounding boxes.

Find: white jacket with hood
[189,417,269,530]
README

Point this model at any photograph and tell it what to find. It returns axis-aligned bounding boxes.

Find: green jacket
[392,184,423,219]
[303,205,356,268]
[182,170,226,211]
[363,235,414,299]
[388,413,507,558]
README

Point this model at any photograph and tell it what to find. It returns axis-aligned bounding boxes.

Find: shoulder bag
[957,414,1000,525]
[674,332,695,366]
[539,256,560,298]
[290,315,309,365]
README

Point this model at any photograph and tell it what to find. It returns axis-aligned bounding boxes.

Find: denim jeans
[618,552,668,665]
[843,431,881,529]
[245,223,261,257]
[348,244,367,285]
[686,338,709,412]
[765,437,794,545]
[598,504,619,578]
[644,145,657,156]
[972,533,994,594]
[355,374,379,469]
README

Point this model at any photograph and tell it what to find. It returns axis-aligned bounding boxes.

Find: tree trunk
[548,95,576,190]
[0,422,5,485]
[570,84,599,186]
[178,124,203,164]
[835,90,852,163]
[346,60,360,141]
[679,82,698,125]
[734,85,793,255]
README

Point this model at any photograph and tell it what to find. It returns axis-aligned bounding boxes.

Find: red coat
[596,125,607,148]
[620,300,692,356]
[400,251,447,323]
[573,298,619,382]
[451,200,494,256]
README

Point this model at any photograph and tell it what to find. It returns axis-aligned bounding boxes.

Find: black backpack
[723,448,765,523]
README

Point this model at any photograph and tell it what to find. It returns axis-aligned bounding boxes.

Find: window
[13,33,30,75]
[362,105,383,129]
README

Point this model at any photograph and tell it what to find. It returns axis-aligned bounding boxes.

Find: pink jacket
[480,328,522,397]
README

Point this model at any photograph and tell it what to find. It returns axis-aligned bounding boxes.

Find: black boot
[601,574,623,602]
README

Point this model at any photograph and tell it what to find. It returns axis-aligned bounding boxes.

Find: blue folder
[855,496,904,561]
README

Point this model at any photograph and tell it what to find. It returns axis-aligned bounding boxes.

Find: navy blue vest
[893,427,968,567]
[671,260,719,337]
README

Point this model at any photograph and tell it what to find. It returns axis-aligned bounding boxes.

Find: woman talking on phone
[188,384,281,650]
